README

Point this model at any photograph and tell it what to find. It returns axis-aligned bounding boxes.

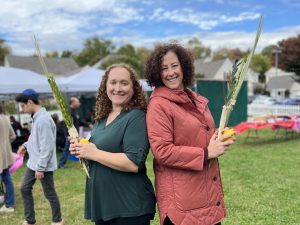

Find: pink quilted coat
[146,87,226,225]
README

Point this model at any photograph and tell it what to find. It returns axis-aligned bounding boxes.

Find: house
[4,55,80,76]
[265,67,294,83]
[194,58,260,96]
[266,74,300,99]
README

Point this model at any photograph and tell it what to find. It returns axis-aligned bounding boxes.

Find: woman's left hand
[73,142,98,160]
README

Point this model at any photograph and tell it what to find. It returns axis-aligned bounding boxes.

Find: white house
[194,58,260,96]
[265,67,295,83]
[266,74,300,99]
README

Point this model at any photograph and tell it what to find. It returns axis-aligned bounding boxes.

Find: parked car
[251,95,276,105]
[275,98,300,105]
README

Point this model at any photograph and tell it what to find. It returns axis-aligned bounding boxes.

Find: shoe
[51,219,64,225]
[21,220,36,225]
[0,195,4,204]
[0,205,14,213]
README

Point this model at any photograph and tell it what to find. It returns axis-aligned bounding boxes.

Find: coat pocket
[172,170,208,211]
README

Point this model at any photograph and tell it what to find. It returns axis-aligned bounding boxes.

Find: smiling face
[106,67,134,109]
[160,51,184,90]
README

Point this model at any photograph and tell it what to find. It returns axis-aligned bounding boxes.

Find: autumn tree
[278,34,300,81]
[213,48,247,61]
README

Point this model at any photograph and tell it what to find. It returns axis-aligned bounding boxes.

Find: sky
[1,0,300,56]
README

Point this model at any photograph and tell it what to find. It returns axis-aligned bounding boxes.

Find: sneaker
[0,195,4,204]
[0,205,14,213]
[51,219,64,225]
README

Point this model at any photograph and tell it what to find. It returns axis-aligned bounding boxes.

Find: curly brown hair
[144,42,195,88]
[94,64,148,121]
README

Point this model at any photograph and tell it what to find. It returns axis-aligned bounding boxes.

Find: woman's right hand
[207,130,234,159]
[69,137,79,156]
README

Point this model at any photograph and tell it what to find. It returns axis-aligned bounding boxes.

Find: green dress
[85,109,156,222]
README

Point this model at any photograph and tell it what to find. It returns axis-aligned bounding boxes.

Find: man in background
[58,97,92,168]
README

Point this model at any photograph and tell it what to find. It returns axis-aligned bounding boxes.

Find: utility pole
[272,46,282,76]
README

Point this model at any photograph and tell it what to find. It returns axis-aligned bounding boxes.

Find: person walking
[0,104,16,213]
[16,89,64,225]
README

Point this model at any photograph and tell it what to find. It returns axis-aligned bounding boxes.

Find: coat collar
[150,86,209,114]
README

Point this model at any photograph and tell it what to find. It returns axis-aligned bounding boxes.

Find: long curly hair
[94,64,147,121]
[144,42,195,88]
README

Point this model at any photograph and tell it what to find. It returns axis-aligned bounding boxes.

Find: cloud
[0,0,143,54]
[1,0,299,57]
[280,0,300,8]
[0,0,142,36]
[149,8,260,30]
[109,25,300,53]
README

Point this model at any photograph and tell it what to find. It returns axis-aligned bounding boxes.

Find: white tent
[59,68,153,93]
[0,67,152,99]
[139,79,153,92]
[58,68,105,93]
[0,66,52,94]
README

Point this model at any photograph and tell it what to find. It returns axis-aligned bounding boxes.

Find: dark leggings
[164,216,221,225]
[95,214,152,225]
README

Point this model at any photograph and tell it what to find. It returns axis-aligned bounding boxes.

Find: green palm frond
[33,36,73,129]
[34,35,90,178]
[218,15,263,138]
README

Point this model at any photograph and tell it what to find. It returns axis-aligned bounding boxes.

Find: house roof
[265,67,295,76]
[5,55,79,76]
[194,58,228,79]
[266,75,295,90]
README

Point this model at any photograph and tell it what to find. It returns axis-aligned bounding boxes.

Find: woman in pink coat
[145,43,234,225]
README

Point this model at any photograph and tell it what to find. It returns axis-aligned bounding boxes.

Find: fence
[248,104,300,116]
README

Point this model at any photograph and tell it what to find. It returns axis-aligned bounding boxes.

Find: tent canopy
[0,67,153,99]
[0,66,52,94]
[58,68,153,92]
[58,68,105,93]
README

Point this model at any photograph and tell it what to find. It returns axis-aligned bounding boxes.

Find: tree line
[1,35,300,82]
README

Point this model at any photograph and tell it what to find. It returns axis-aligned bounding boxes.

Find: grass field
[1,128,300,225]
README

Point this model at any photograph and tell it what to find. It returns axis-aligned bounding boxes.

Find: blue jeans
[0,168,15,207]
[58,140,70,168]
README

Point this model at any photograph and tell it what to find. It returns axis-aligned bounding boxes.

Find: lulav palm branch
[33,35,90,178]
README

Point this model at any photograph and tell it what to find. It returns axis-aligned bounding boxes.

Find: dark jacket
[71,108,90,132]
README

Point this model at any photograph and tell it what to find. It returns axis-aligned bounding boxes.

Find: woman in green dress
[70,64,156,225]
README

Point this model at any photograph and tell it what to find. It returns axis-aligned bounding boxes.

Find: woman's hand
[207,128,235,159]
[69,137,79,156]
[71,142,98,160]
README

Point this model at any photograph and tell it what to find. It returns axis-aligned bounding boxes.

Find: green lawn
[1,129,300,225]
